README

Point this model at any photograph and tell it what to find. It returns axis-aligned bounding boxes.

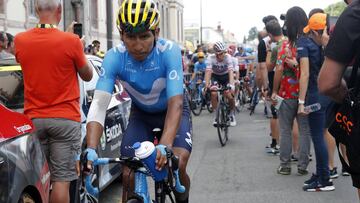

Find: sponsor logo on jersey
[169,70,180,80]
[157,40,173,53]
[99,67,106,77]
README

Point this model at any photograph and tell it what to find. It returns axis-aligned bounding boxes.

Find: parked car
[0,104,50,203]
[0,55,131,201]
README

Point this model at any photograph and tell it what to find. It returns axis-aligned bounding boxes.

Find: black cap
[262,15,278,25]
[280,14,286,21]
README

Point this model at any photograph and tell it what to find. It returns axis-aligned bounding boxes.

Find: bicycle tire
[190,88,203,116]
[126,198,143,203]
[235,90,245,112]
[216,102,228,146]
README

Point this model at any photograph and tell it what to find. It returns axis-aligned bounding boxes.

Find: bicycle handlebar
[83,152,185,198]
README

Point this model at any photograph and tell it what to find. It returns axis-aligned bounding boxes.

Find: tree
[247,27,258,42]
[243,36,247,44]
[324,1,346,16]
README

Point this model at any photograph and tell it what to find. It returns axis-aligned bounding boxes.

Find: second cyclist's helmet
[116,0,160,33]
[213,41,226,53]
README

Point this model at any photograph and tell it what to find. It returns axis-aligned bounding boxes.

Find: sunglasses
[215,52,225,56]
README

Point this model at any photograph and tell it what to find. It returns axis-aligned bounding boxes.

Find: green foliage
[324,1,346,16]
[247,27,258,41]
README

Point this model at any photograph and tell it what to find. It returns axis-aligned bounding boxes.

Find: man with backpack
[318,0,360,198]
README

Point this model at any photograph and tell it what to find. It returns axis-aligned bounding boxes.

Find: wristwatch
[298,99,305,105]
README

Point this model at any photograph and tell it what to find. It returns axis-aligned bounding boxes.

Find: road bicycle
[189,80,213,116]
[78,140,185,203]
[234,79,248,112]
[213,85,231,147]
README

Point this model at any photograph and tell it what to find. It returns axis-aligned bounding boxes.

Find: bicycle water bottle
[304,103,321,113]
[133,141,168,181]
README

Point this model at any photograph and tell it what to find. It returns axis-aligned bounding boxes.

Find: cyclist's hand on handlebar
[227,84,235,92]
[155,144,167,171]
[77,148,98,176]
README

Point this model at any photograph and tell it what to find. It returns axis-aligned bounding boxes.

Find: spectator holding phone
[14,0,93,202]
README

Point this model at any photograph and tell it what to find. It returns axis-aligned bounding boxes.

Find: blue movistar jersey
[96,38,183,113]
[194,61,206,73]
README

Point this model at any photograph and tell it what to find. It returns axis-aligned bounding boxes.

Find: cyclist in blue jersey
[82,0,192,202]
[190,51,206,84]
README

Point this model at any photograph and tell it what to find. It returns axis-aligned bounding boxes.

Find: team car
[0,55,131,201]
[0,104,50,203]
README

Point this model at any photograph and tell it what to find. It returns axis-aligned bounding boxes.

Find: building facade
[0,0,184,51]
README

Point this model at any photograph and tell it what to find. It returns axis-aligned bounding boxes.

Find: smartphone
[73,23,82,38]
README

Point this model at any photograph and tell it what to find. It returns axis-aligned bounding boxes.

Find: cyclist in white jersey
[205,42,236,126]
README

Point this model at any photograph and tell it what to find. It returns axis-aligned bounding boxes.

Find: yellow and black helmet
[116,0,160,33]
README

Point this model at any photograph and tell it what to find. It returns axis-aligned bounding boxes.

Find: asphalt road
[100,104,359,203]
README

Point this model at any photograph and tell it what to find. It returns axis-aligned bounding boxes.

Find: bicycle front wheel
[191,89,203,116]
[235,90,245,112]
[216,103,228,146]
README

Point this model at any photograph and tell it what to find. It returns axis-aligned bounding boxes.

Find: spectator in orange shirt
[14,0,93,202]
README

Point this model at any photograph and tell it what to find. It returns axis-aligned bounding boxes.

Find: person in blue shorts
[83,0,192,202]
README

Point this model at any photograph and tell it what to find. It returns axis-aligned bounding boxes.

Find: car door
[0,142,9,203]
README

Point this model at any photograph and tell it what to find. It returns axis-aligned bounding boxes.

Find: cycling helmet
[116,0,160,33]
[213,41,226,53]
[245,47,254,53]
[197,51,205,58]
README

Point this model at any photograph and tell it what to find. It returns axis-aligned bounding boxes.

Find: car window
[83,62,100,95]
[0,67,24,110]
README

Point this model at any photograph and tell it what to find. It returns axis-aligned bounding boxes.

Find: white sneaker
[230,115,236,127]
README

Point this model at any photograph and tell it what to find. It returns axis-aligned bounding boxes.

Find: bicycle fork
[134,170,151,203]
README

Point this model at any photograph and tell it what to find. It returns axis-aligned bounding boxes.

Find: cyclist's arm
[161,95,183,147]
[86,50,119,149]
[191,64,198,81]
[205,56,212,87]
[86,90,112,149]
[226,57,235,85]
[228,70,234,85]
[205,69,212,87]
[161,44,183,147]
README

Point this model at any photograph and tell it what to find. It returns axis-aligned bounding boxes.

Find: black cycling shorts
[211,74,229,87]
[239,69,247,78]
[120,97,192,157]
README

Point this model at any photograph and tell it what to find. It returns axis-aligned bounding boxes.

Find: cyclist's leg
[172,108,192,203]
[210,76,219,110]
[120,108,154,203]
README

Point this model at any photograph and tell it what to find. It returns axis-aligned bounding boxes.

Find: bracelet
[298,99,305,105]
